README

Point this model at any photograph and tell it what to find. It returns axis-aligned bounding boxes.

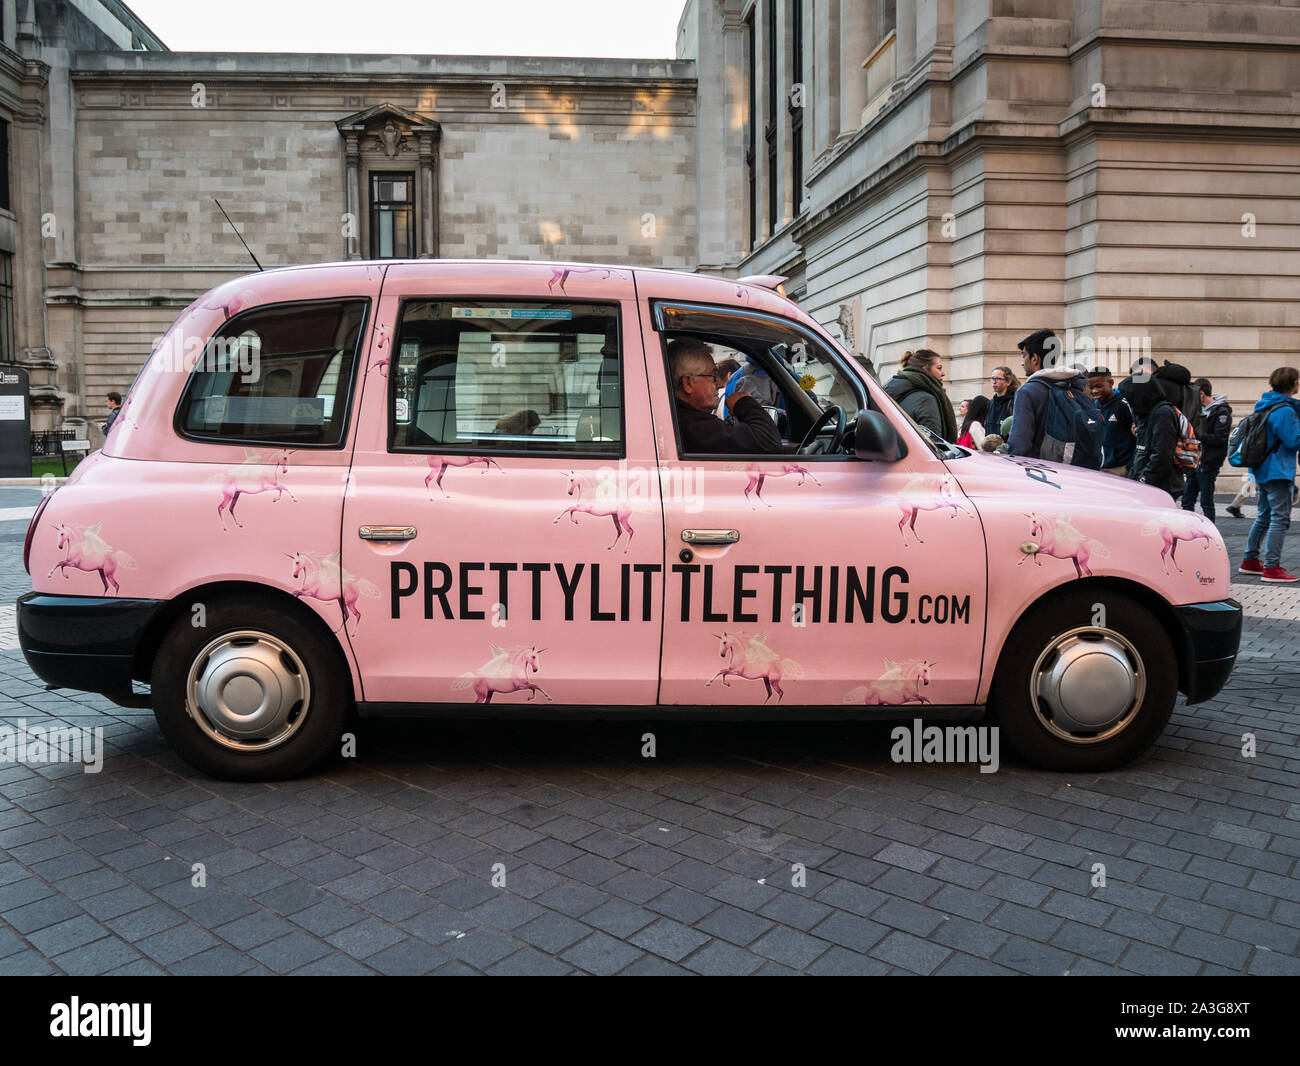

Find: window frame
[369,170,416,260]
[651,299,871,462]
[384,295,628,461]
[173,296,370,449]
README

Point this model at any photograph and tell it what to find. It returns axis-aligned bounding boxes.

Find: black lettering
[845,566,874,623]
[881,566,908,623]
[918,595,931,624]
[672,563,699,622]
[828,565,839,624]
[620,563,631,622]
[521,562,550,621]
[590,563,615,621]
[459,562,485,620]
[701,565,727,623]
[555,562,585,622]
[934,596,948,624]
[733,565,759,623]
[765,565,792,623]
[424,562,453,620]
[391,561,417,619]
[952,596,971,624]
[489,562,516,616]
[635,563,660,622]
[795,565,823,624]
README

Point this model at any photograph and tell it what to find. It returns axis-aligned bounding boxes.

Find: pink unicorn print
[742,462,822,508]
[202,289,255,321]
[213,448,297,529]
[897,472,970,545]
[554,470,633,551]
[48,522,138,595]
[705,631,804,704]
[451,644,552,704]
[845,659,936,705]
[1023,513,1110,579]
[425,455,504,498]
[288,551,380,632]
[367,323,391,376]
[548,266,614,295]
[1141,512,1218,573]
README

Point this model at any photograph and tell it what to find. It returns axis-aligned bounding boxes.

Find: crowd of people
[884,330,1300,583]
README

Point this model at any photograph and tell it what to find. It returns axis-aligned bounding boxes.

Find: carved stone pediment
[336,103,441,158]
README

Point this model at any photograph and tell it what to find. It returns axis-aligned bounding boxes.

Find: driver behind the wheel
[670,338,783,455]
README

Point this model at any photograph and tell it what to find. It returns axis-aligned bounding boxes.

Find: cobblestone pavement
[0,487,1297,975]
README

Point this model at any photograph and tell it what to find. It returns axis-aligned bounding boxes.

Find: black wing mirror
[853,409,906,462]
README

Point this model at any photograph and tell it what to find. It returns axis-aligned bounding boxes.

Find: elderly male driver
[670,338,783,454]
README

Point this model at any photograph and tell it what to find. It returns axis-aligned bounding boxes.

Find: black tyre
[990,589,1178,771]
[151,596,351,780]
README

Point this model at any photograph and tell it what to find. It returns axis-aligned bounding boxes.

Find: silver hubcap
[185,630,311,752]
[1030,626,1144,744]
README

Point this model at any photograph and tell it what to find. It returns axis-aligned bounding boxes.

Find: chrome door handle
[359,525,417,541]
[681,529,740,545]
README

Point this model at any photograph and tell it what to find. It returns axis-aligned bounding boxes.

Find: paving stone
[869,930,951,975]
[682,939,765,976]
[559,932,645,975]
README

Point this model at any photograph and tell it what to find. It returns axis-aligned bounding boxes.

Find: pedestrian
[713,357,741,390]
[986,366,1018,433]
[1226,469,1256,519]
[101,391,122,435]
[1238,367,1300,582]
[1127,362,1191,501]
[1181,378,1231,523]
[957,395,989,449]
[1006,329,1102,467]
[883,349,958,440]
[1086,367,1135,476]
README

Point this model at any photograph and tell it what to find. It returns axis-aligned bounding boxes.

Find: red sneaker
[1238,558,1264,575]
[1262,566,1299,583]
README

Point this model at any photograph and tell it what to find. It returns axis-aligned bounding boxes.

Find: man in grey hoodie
[1006,329,1101,467]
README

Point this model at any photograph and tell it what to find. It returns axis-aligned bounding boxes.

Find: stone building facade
[678,0,1300,409]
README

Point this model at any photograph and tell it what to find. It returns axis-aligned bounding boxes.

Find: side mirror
[853,409,906,462]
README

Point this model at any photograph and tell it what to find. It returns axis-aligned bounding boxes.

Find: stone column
[417,128,438,258]
[838,0,869,139]
[343,131,362,259]
[813,0,840,160]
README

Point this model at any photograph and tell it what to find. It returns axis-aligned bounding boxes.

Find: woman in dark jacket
[883,350,959,440]
[986,367,1018,434]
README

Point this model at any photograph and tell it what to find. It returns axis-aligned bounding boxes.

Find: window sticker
[450,308,573,320]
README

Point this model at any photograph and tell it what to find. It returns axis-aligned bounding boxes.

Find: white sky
[124,0,687,58]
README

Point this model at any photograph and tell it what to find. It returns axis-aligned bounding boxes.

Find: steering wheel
[797,404,847,455]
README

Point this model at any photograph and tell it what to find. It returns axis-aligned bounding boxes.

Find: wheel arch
[131,580,360,699]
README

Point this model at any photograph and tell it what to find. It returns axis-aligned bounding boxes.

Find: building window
[370,172,415,259]
[0,253,12,364]
[746,11,757,251]
[765,0,778,235]
[0,121,10,212]
[790,0,804,215]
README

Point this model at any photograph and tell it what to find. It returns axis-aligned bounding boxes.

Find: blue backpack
[1039,379,1103,469]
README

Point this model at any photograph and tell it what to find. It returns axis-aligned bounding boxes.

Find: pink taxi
[18,261,1241,779]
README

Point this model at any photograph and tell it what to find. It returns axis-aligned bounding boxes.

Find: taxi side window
[177,299,367,447]
[389,299,623,457]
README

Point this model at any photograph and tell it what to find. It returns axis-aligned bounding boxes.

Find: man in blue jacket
[1239,367,1300,583]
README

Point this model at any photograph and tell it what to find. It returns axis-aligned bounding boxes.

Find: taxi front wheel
[990,590,1178,772]
[151,597,351,781]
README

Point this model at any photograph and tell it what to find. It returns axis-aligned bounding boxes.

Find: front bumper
[1173,598,1242,704]
[17,592,166,696]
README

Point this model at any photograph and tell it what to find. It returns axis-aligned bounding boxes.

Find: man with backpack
[1235,367,1300,583]
[1006,328,1102,468]
[1181,378,1231,523]
[1127,361,1197,500]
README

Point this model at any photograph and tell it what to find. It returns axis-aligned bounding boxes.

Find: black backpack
[1228,401,1289,469]
[1039,378,1102,468]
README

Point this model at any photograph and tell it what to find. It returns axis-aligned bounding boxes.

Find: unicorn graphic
[423,455,504,498]
[287,551,380,632]
[845,659,936,706]
[554,470,634,551]
[1022,513,1110,579]
[1141,512,1218,573]
[897,472,971,545]
[548,266,616,294]
[212,448,297,529]
[705,631,804,704]
[742,462,822,508]
[48,522,138,595]
[367,323,391,376]
[452,644,552,704]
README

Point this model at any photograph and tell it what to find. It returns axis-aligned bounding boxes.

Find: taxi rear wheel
[990,590,1178,771]
[151,597,350,780]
